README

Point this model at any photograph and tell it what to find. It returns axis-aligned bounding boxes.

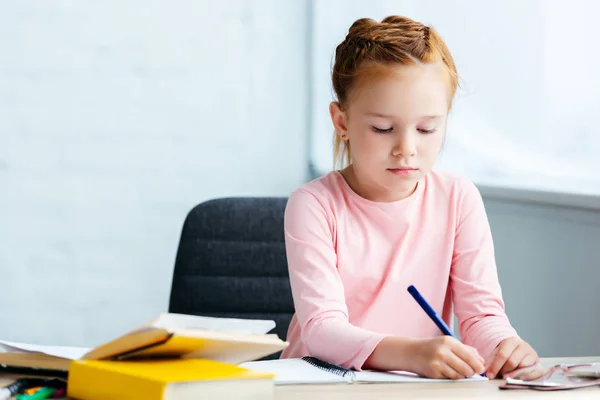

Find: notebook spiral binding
[301,356,356,378]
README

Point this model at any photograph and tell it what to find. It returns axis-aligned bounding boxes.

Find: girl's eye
[418,128,437,134]
[372,126,393,133]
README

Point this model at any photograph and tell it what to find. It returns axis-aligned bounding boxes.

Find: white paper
[0,340,91,360]
[240,358,488,385]
[354,370,488,383]
[151,313,276,335]
[240,359,352,385]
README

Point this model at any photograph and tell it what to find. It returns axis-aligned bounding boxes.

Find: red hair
[331,16,459,168]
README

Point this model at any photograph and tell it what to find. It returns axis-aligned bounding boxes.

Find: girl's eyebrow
[365,112,394,118]
[365,112,444,120]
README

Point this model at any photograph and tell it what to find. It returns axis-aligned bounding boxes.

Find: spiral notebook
[239,357,488,385]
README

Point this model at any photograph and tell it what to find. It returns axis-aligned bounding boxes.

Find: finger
[464,344,485,365]
[478,353,485,364]
[519,353,540,369]
[446,352,476,378]
[486,341,519,379]
[520,366,548,381]
[470,346,485,365]
[508,355,544,381]
[450,343,485,375]
[499,345,528,377]
[439,362,466,380]
[485,346,499,370]
[504,363,547,381]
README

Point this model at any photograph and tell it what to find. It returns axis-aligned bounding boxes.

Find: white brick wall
[0,0,308,347]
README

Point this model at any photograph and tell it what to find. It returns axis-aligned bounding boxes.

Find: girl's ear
[330,101,349,140]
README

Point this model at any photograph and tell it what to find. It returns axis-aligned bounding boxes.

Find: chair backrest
[169,197,294,359]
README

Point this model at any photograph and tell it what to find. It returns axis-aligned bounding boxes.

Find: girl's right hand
[408,336,485,379]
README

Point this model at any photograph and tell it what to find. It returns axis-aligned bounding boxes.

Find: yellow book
[67,358,275,400]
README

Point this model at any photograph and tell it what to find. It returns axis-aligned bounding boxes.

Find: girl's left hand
[485,337,539,379]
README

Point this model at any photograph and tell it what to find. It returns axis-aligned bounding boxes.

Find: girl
[279,15,539,380]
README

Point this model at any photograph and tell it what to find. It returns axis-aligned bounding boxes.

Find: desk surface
[2,356,598,399]
[272,357,600,400]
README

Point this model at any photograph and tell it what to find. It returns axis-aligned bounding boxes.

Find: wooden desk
[272,357,600,400]
[2,357,598,399]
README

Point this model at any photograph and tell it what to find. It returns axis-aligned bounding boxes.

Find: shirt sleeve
[450,180,519,361]
[284,189,388,370]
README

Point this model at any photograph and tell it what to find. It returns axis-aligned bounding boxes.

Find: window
[310,0,600,195]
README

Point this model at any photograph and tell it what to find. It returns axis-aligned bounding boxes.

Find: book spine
[67,361,164,400]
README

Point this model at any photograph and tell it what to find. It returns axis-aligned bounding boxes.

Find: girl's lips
[388,168,418,176]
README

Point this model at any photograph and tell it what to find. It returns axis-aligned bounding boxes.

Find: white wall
[0,1,309,347]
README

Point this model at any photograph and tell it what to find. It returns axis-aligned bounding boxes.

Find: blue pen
[407,285,485,377]
[407,285,454,336]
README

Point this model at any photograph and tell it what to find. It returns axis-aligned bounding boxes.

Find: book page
[0,340,91,360]
[150,313,276,335]
[119,334,288,365]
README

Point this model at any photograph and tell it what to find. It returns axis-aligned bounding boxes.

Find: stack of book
[0,313,289,400]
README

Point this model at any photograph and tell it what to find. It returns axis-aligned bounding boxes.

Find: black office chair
[168,197,294,359]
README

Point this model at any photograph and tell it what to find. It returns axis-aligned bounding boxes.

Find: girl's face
[330,63,450,202]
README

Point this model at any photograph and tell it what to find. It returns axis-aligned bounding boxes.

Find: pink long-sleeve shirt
[279,170,518,370]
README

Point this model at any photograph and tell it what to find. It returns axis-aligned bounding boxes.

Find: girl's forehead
[348,64,451,117]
